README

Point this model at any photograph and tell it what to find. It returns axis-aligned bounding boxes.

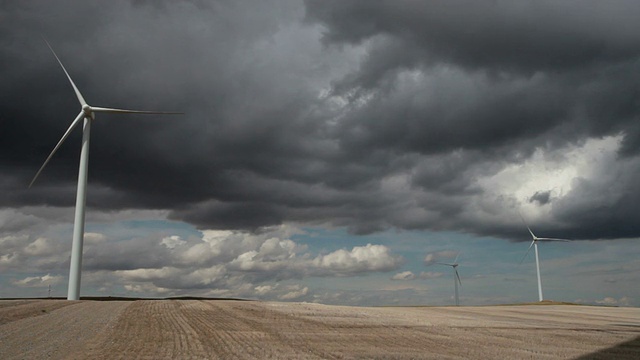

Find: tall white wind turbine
[437,252,462,306]
[30,39,181,300]
[519,215,571,302]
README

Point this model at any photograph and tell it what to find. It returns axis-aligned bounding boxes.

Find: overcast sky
[1,0,639,306]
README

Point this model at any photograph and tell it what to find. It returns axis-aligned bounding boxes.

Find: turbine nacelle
[436,262,458,267]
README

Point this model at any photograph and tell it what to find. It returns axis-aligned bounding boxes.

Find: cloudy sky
[1,0,639,306]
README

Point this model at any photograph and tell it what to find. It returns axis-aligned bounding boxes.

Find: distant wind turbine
[519,214,571,302]
[30,39,181,300]
[437,252,462,306]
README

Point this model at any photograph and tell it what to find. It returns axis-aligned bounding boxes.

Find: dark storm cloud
[302,0,640,239]
[306,0,640,154]
[305,0,640,73]
[2,0,323,209]
[3,0,640,241]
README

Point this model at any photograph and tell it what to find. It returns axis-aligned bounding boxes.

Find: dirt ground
[0,299,638,359]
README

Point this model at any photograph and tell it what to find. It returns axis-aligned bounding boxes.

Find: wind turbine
[437,252,462,306]
[519,215,571,302]
[30,39,181,300]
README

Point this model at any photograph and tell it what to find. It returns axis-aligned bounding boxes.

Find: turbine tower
[30,39,181,300]
[437,252,462,306]
[519,215,571,302]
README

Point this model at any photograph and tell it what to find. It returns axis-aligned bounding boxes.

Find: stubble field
[0,299,638,359]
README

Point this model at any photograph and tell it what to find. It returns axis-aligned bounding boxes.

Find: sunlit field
[1,299,638,359]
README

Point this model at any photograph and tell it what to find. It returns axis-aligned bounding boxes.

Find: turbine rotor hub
[82,104,95,119]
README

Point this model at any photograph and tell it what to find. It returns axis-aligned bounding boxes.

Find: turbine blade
[90,107,182,115]
[453,251,461,264]
[518,211,537,239]
[526,225,537,240]
[29,111,85,187]
[43,38,87,106]
[519,240,536,264]
[436,262,454,266]
[455,269,462,286]
[536,237,572,242]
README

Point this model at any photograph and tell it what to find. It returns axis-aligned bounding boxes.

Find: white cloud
[180,229,270,265]
[0,252,19,267]
[279,285,308,300]
[259,238,298,261]
[226,241,403,279]
[161,235,186,249]
[1,233,70,273]
[124,283,171,294]
[228,238,301,272]
[595,296,633,307]
[13,273,63,287]
[184,266,227,286]
[85,232,107,244]
[0,219,406,302]
[117,267,183,281]
[105,228,403,296]
[180,242,217,264]
[619,296,633,306]
[315,244,403,275]
[392,271,416,280]
[202,230,235,243]
[24,237,53,256]
[596,297,618,305]
[254,285,275,295]
[424,250,458,266]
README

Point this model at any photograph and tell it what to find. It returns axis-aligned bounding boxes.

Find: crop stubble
[0,300,638,359]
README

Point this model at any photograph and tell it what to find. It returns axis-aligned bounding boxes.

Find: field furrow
[0,300,638,359]
[0,301,127,359]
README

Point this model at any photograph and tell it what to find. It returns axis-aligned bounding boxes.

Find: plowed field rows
[1,300,638,359]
